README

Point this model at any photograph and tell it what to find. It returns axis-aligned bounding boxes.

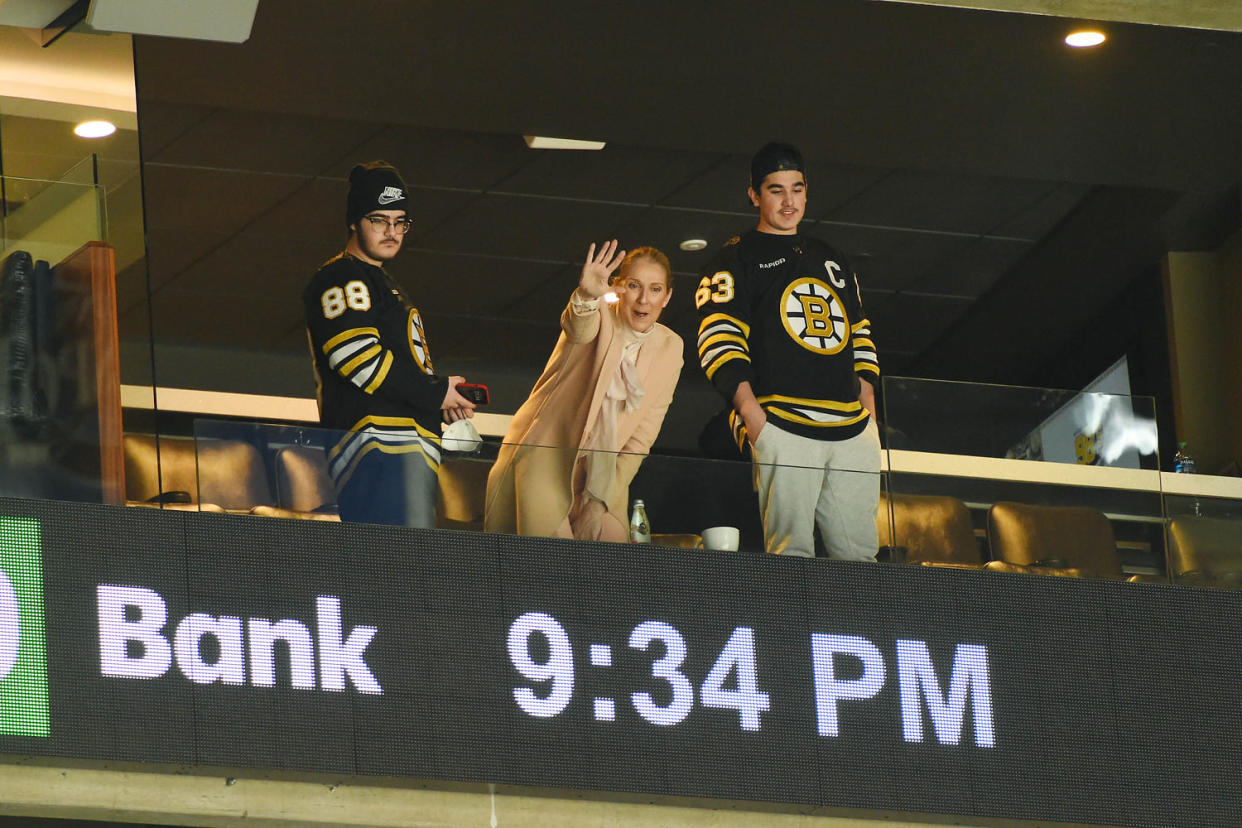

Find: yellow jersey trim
[698,332,749,352]
[704,350,750,380]
[698,312,751,338]
[855,362,881,376]
[345,414,439,440]
[767,406,870,429]
[364,351,394,393]
[328,415,441,462]
[341,344,382,376]
[322,326,380,353]
[757,394,863,413]
[336,440,438,485]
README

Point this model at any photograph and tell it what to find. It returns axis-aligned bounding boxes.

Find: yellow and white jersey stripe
[327,415,441,489]
[697,312,751,381]
[851,318,879,376]
[322,327,394,394]
[757,393,870,430]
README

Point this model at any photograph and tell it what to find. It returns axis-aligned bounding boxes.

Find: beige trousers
[751,418,881,559]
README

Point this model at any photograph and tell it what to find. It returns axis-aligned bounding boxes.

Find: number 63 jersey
[303,253,449,483]
[695,230,879,444]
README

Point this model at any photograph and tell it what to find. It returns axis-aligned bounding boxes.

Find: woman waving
[485,240,683,541]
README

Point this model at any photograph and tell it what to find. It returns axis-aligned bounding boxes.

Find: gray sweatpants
[751,418,881,559]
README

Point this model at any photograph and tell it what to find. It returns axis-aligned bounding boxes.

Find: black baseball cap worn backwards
[750,142,806,190]
[346,161,409,227]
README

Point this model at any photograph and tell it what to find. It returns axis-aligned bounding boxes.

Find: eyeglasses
[362,215,413,234]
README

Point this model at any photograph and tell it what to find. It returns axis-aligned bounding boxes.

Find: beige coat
[484,296,683,538]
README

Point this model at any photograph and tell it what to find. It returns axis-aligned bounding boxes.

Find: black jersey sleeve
[305,263,449,413]
[694,244,755,403]
[846,270,880,383]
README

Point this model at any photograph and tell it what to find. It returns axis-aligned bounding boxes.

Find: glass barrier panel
[2,174,105,265]
[882,376,1160,470]
[884,468,1167,582]
[0,174,116,504]
[1163,488,1242,589]
[881,376,1167,583]
[183,414,1242,591]
[114,389,1241,593]
[190,418,887,559]
[146,412,1242,594]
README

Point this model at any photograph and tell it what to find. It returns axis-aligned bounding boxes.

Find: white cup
[700,526,740,552]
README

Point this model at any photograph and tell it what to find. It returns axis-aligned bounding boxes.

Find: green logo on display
[0,517,49,737]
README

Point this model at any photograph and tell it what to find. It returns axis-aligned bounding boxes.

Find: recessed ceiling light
[74,120,117,138]
[523,135,606,150]
[1065,30,1106,48]
[679,238,708,252]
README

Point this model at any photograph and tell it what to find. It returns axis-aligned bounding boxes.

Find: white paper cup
[700,526,740,552]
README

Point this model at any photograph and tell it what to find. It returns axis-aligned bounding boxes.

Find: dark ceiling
[121,0,1242,431]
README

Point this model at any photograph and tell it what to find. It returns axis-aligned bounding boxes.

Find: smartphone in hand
[457,382,490,406]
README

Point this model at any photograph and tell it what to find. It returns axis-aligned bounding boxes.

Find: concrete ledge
[120,384,515,438]
[0,758,1099,828]
[887,448,1162,491]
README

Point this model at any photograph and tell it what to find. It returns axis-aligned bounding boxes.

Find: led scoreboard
[505,612,993,745]
[0,496,1238,827]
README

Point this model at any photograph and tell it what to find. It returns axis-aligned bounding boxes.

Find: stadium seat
[877,492,983,568]
[1167,515,1242,589]
[253,444,339,520]
[985,501,1147,581]
[124,433,269,513]
[437,455,491,531]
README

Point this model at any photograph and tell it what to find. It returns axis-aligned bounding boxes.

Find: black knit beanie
[346,161,409,227]
[749,142,806,190]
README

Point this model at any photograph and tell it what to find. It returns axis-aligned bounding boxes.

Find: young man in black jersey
[695,143,880,559]
[304,161,476,526]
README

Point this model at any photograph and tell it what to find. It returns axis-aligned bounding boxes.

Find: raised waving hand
[577,239,626,300]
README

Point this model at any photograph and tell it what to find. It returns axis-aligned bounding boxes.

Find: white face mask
[441,419,482,453]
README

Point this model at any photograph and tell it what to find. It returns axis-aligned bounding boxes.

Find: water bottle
[1172,442,1202,515]
[1173,442,1197,474]
[629,499,651,544]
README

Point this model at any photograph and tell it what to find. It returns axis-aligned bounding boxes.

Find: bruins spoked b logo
[408,309,434,373]
[780,277,849,354]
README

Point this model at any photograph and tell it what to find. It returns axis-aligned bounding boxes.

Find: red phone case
[458,383,489,405]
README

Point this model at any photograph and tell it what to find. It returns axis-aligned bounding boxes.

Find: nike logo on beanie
[377,186,404,205]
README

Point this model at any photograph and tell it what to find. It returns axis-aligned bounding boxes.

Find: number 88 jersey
[303,253,448,444]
